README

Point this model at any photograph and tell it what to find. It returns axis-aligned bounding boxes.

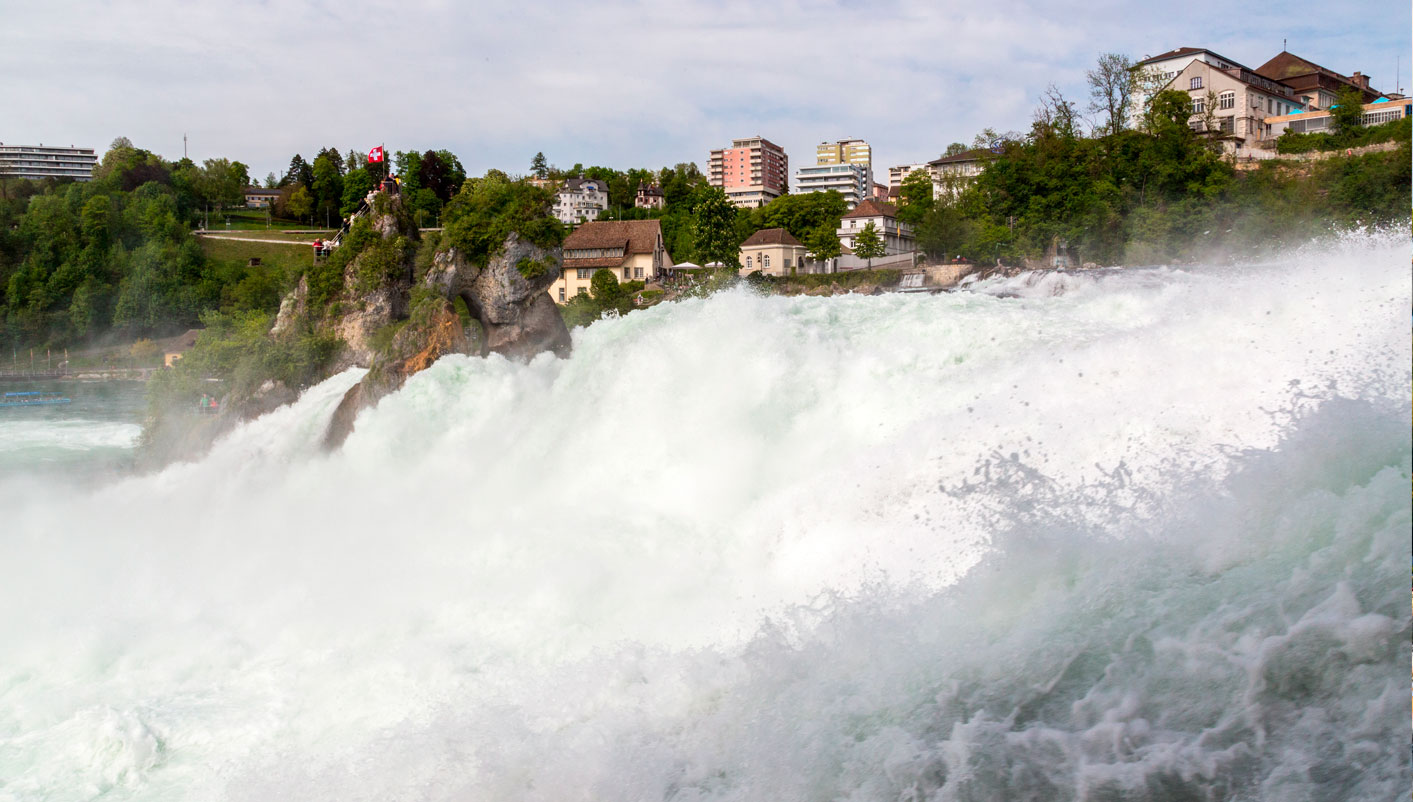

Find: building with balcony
[815,138,873,186]
[739,228,808,277]
[836,199,914,261]
[552,177,609,225]
[887,163,930,191]
[708,136,788,208]
[550,220,672,303]
[1168,60,1304,149]
[1130,47,1250,127]
[634,182,665,209]
[794,162,868,208]
[927,151,987,197]
[0,143,97,181]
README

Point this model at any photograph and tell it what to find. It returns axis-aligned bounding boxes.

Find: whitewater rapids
[0,231,1408,800]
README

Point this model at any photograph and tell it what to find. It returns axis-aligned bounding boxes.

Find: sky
[3,0,1410,186]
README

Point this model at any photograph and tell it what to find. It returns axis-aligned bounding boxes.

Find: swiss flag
[367,146,384,163]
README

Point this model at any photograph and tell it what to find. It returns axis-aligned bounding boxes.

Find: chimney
[1351,71,1371,90]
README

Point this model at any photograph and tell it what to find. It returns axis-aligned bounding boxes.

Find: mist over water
[1,231,1408,800]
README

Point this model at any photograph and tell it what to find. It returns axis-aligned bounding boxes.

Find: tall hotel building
[795,138,874,209]
[707,136,788,208]
[0,144,97,181]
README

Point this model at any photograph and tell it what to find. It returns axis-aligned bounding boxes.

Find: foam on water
[0,230,1408,800]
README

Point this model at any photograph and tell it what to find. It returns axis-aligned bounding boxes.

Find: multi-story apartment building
[836,200,914,257]
[815,138,873,186]
[887,163,930,192]
[550,220,671,303]
[0,143,97,181]
[708,136,788,208]
[1130,48,1250,127]
[928,151,987,197]
[794,162,869,208]
[1171,60,1303,148]
[552,177,609,225]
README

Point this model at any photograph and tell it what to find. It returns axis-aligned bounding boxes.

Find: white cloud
[1,0,1407,181]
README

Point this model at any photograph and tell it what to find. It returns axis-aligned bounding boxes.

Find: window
[577,268,592,279]
[1192,98,1205,114]
[635,267,643,279]
[1219,91,1235,110]
[558,287,565,302]
[577,287,587,296]
[763,254,770,270]
[1190,76,1203,90]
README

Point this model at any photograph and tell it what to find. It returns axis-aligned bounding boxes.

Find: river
[0,230,1408,800]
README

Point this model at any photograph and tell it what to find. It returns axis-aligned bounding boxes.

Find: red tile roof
[740,227,804,248]
[562,220,662,255]
[841,199,898,220]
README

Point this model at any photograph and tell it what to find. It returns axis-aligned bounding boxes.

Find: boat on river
[0,390,72,407]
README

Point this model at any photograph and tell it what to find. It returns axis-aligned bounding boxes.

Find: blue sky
[3,0,1409,184]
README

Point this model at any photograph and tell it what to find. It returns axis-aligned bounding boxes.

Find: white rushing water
[0,231,1409,801]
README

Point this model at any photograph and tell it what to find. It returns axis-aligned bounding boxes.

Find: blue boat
[0,390,72,407]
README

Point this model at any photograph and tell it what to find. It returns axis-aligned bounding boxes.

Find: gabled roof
[928,149,987,166]
[562,220,663,257]
[1136,47,1248,71]
[561,177,606,194]
[244,186,280,195]
[636,183,664,196]
[741,227,804,248]
[1256,52,1378,95]
[841,199,897,220]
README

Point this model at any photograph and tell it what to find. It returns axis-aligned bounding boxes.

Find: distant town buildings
[1132,45,1394,152]
[739,228,808,277]
[635,182,665,209]
[552,220,671,303]
[887,163,930,193]
[795,138,873,208]
[708,136,788,208]
[795,162,870,208]
[243,187,280,208]
[553,177,609,225]
[0,144,97,181]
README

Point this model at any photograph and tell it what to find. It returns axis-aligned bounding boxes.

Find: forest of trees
[3,78,1408,357]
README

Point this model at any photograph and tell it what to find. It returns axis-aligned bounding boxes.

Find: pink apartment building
[707,136,788,208]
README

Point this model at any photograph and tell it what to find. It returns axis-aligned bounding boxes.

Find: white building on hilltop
[553,177,609,225]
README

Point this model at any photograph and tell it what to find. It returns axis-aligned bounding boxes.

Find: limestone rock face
[329,277,408,370]
[321,230,572,450]
[424,232,571,359]
[271,276,308,337]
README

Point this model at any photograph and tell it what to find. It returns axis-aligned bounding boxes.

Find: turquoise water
[0,231,1408,800]
[0,379,146,481]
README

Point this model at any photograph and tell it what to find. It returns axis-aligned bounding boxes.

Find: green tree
[287,185,314,223]
[852,221,885,266]
[531,152,549,179]
[691,186,741,269]
[1330,86,1365,139]
[589,268,626,308]
[311,153,344,228]
[1087,53,1135,138]
[944,142,968,157]
[804,226,841,263]
[896,170,935,226]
